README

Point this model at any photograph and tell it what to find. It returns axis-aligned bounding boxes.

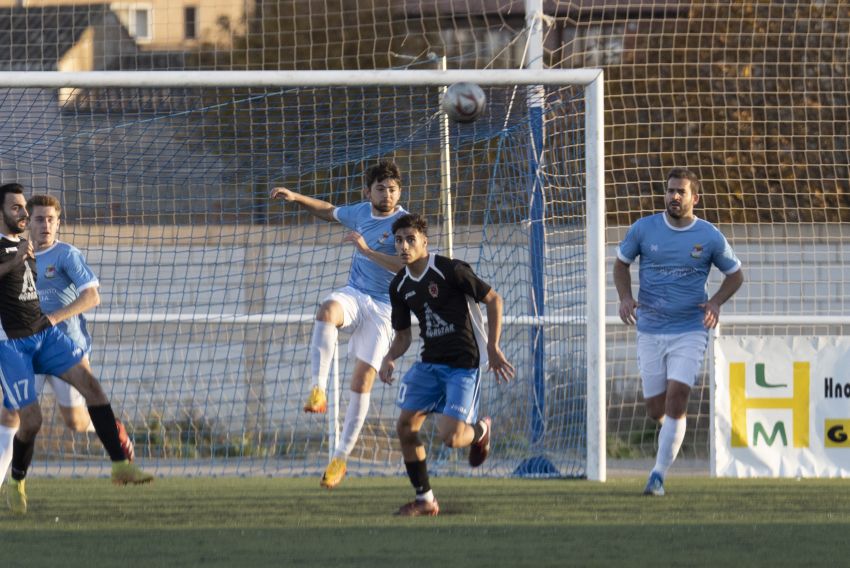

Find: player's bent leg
[646,380,691,496]
[468,416,492,467]
[305,299,346,412]
[5,403,42,513]
[15,402,43,443]
[58,404,93,432]
[57,359,109,406]
[435,414,474,449]
[59,364,151,481]
[0,409,21,487]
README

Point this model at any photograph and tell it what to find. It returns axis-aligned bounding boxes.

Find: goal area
[0,69,606,480]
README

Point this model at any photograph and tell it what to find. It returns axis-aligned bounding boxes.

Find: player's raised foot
[320,457,346,489]
[395,498,439,517]
[116,419,135,462]
[468,416,491,467]
[6,478,27,515]
[111,460,153,485]
[303,386,328,414]
[643,471,665,496]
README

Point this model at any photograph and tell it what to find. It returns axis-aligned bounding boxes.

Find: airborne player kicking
[379,213,514,516]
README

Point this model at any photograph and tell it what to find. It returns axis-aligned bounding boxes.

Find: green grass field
[2,476,850,567]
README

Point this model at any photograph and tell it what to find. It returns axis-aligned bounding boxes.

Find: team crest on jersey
[428,281,439,298]
[45,265,57,278]
[690,244,704,258]
[377,231,390,245]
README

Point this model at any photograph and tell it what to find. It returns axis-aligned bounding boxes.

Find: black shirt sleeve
[451,260,491,302]
[389,273,411,331]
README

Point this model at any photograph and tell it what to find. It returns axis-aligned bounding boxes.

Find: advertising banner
[714,336,850,477]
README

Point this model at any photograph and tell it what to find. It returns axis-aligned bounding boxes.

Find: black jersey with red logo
[0,236,50,340]
[389,254,491,369]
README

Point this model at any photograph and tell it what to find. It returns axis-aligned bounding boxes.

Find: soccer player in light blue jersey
[270,160,407,488]
[0,195,135,491]
[613,168,744,496]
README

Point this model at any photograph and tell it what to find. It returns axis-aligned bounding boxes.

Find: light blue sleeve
[333,203,361,231]
[617,221,642,264]
[62,247,99,291]
[711,230,742,274]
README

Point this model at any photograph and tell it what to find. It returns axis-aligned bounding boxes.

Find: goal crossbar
[0,69,603,88]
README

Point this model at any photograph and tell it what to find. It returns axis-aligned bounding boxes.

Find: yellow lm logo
[730,362,809,448]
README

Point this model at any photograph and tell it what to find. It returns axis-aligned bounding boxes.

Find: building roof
[394,0,687,19]
[0,5,111,70]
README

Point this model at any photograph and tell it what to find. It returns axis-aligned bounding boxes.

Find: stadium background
[0,0,847,476]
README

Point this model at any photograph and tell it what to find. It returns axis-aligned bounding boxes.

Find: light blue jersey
[34,241,99,354]
[334,202,406,304]
[617,212,741,334]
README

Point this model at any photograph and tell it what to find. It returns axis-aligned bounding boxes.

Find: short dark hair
[0,182,25,206]
[27,194,62,216]
[365,159,401,188]
[666,167,701,193]
[392,213,428,236]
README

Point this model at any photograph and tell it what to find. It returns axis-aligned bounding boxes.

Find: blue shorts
[396,362,481,423]
[0,327,85,410]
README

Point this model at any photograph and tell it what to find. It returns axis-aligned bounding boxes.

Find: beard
[666,203,686,218]
[3,211,26,234]
[373,202,394,214]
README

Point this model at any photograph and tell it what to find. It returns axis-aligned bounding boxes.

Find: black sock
[472,421,486,444]
[88,404,126,462]
[11,435,35,481]
[404,457,430,496]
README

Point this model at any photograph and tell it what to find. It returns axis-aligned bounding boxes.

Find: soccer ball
[440,82,487,123]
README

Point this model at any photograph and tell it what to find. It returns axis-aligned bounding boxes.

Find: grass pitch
[2,476,850,567]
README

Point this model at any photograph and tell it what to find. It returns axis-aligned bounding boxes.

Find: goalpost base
[512,455,562,478]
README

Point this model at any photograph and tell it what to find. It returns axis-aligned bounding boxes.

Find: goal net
[1,69,604,480]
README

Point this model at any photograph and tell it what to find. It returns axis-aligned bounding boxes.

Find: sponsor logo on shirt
[428,281,439,298]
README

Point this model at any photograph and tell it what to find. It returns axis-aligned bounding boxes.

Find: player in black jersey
[379,213,514,516]
[0,183,152,514]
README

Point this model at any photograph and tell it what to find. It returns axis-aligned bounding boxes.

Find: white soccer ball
[440,82,487,123]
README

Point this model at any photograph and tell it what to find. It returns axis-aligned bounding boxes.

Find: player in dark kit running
[379,213,514,517]
[0,183,152,514]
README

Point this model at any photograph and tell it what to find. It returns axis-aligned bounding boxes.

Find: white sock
[417,490,435,502]
[653,415,687,478]
[0,424,19,486]
[310,321,338,392]
[334,391,370,459]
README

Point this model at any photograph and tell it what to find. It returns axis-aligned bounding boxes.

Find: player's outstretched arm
[481,289,515,383]
[269,187,336,222]
[379,328,412,385]
[46,286,100,326]
[342,231,405,273]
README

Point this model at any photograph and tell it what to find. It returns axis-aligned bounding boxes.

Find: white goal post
[1,69,605,480]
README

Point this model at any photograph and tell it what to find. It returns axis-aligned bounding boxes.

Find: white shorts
[636,330,708,398]
[36,374,86,408]
[325,286,393,371]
